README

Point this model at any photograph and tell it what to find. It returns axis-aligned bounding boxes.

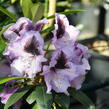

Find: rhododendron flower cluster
[43,14,90,94]
[0,13,90,104]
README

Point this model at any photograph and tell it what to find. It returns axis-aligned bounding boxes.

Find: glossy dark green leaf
[69,89,96,109]
[0,37,6,57]
[4,86,31,109]
[26,90,36,104]
[21,0,33,18]
[0,84,4,92]
[31,2,44,23]
[0,77,28,85]
[54,93,70,109]
[35,85,53,109]
[0,6,17,20]
[41,26,54,34]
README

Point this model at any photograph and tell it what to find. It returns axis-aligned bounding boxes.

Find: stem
[47,0,56,27]
[43,0,56,38]
[44,0,49,17]
[43,0,56,29]
[53,103,57,109]
[45,40,51,57]
[81,0,90,5]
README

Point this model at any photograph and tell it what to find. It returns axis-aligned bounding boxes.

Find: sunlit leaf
[32,103,39,109]
[10,0,17,3]
[0,6,17,20]
[31,2,44,23]
[44,0,49,17]
[26,90,36,104]
[0,77,28,85]
[21,0,33,18]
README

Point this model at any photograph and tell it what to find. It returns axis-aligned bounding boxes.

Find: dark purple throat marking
[56,18,65,39]
[24,36,40,55]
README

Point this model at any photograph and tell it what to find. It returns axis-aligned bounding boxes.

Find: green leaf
[31,2,44,23]
[61,9,86,15]
[47,9,86,19]
[0,84,4,92]
[0,6,17,20]
[0,25,11,36]
[10,0,17,3]
[32,103,39,109]
[4,86,31,109]
[44,0,49,17]
[41,26,54,34]
[0,37,6,57]
[54,93,70,109]
[26,90,36,104]
[21,0,33,18]
[0,25,11,59]
[0,77,28,85]
[69,89,96,109]
[35,85,53,109]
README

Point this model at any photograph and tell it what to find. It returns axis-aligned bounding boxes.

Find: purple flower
[43,43,90,94]
[0,60,11,77]
[35,18,49,31]
[4,31,47,78]
[3,18,49,42]
[3,17,34,42]
[3,31,45,60]
[3,17,48,78]
[0,81,19,104]
[52,13,80,48]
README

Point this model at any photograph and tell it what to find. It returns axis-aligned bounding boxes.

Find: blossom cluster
[0,14,90,104]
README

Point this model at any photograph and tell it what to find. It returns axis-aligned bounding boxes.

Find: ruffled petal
[3,17,34,42]
[52,13,80,48]
[0,81,19,104]
[35,18,49,31]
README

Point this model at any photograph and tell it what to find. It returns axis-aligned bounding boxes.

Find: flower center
[24,36,40,55]
[55,51,68,69]
[56,18,65,39]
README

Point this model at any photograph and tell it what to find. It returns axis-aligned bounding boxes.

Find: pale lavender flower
[3,31,45,61]
[43,43,90,94]
[52,13,80,48]
[3,18,49,42]
[3,17,34,42]
[35,18,49,31]
[0,81,19,104]
[3,31,47,78]
[0,60,11,77]
[11,55,47,78]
